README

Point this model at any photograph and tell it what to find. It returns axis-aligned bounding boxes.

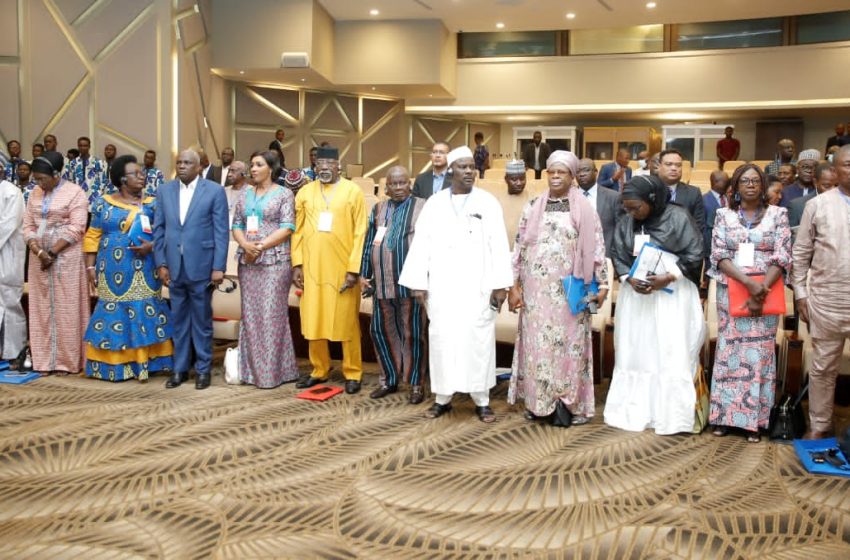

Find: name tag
[373,226,387,245]
[633,234,650,256]
[139,214,152,234]
[735,242,755,267]
[318,211,333,232]
[246,215,259,235]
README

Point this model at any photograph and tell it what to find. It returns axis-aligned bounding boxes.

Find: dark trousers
[170,266,213,375]
[533,169,542,179]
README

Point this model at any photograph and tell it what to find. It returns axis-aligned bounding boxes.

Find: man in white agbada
[399,146,513,423]
[0,170,26,366]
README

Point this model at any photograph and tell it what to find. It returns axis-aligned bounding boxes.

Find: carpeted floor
[1,366,850,559]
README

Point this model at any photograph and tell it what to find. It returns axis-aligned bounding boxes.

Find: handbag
[224,347,240,385]
[549,400,573,428]
[693,365,710,434]
[727,273,786,317]
[769,382,808,441]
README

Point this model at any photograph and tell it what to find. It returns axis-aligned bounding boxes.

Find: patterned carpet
[1,366,850,559]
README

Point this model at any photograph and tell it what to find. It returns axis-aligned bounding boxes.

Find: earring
[733,192,741,203]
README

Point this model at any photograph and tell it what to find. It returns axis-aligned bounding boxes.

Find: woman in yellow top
[82,155,173,381]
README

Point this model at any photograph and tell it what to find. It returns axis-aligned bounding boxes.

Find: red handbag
[727,274,786,317]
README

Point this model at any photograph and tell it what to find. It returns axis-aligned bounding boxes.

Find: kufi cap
[505,159,526,175]
[798,149,822,162]
[546,150,578,177]
[447,146,473,167]
[316,146,339,160]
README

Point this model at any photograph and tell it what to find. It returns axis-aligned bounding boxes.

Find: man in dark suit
[269,128,286,168]
[658,149,705,234]
[412,141,449,199]
[153,149,229,390]
[702,170,729,279]
[789,162,837,229]
[522,131,551,179]
[199,150,221,184]
[576,158,622,257]
[597,149,632,192]
[781,148,820,208]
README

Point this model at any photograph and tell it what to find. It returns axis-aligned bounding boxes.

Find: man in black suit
[576,158,622,257]
[522,131,551,180]
[269,128,286,168]
[658,149,705,234]
[199,150,221,184]
[412,141,449,199]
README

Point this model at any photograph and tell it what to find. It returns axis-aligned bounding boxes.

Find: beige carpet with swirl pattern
[1,368,849,559]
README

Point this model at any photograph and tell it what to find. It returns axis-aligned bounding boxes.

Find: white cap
[447,146,474,167]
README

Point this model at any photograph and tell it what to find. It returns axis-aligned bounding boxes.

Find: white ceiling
[318,0,850,32]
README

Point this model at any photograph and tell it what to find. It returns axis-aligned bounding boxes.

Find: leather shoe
[409,385,425,405]
[295,375,328,389]
[370,385,397,399]
[803,429,833,440]
[165,371,188,388]
[345,380,361,394]
[195,373,210,390]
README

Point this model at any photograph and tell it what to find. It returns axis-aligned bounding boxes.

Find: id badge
[37,219,47,238]
[633,234,650,256]
[373,226,387,245]
[735,242,755,267]
[139,214,152,234]
[246,215,259,235]
[318,211,333,232]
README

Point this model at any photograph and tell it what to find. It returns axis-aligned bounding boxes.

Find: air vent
[280,52,310,68]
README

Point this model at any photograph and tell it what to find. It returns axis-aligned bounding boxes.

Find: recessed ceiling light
[300,78,306,82]
[371,86,376,91]
[566,13,576,19]
[646,2,657,8]
[239,70,245,75]
[369,9,379,16]
[496,22,505,29]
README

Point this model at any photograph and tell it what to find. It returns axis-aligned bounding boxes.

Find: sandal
[475,405,496,423]
[424,402,452,419]
[571,416,590,426]
[746,432,761,443]
[712,426,728,437]
[523,410,538,421]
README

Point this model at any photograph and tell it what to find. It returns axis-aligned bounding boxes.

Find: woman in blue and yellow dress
[82,155,173,381]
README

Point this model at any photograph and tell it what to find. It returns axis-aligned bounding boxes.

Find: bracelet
[37,249,44,258]
[86,266,95,270]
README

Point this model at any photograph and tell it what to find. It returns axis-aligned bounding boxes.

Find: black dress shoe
[165,371,188,388]
[295,375,328,389]
[195,373,210,390]
[369,385,397,399]
[345,380,362,394]
[408,385,425,405]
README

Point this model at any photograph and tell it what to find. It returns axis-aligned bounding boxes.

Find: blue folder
[793,438,850,478]
[127,213,153,245]
[0,371,40,384]
[562,275,599,315]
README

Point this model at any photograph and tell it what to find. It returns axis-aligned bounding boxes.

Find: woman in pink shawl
[507,150,608,425]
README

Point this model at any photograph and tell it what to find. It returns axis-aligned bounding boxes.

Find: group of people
[1,130,849,443]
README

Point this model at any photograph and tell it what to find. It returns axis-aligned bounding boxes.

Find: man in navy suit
[702,170,729,281]
[597,149,632,191]
[154,149,229,390]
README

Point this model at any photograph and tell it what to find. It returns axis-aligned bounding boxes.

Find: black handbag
[549,400,573,428]
[769,383,808,441]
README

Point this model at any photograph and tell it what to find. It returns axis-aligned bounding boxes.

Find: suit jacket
[522,142,551,171]
[203,165,222,184]
[597,162,632,191]
[593,185,623,257]
[153,177,230,283]
[669,182,706,235]
[269,140,286,167]
[788,191,816,228]
[412,170,446,199]
[702,191,722,256]
[780,182,814,209]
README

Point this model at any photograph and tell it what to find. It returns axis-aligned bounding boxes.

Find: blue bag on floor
[793,438,850,478]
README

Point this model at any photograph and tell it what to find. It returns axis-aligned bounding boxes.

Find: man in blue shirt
[412,141,449,199]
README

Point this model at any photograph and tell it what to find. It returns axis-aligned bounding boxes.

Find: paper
[246,215,259,235]
[735,242,755,267]
[139,214,152,234]
[628,242,679,293]
[318,211,333,232]
[373,226,387,245]
[633,233,651,256]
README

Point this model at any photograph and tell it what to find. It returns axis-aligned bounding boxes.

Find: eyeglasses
[739,177,762,186]
[124,171,145,178]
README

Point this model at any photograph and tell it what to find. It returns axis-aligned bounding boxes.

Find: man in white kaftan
[399,146,513,423]
[0,175,26,363]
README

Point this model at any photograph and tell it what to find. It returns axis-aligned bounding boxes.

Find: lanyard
[42,179,63,219]
[320,182,338,210]
[450,191,472,219]
[738,207,760,230]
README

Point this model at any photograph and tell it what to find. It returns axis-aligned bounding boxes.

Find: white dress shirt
[220,165,230,186]
[179,176,199,225]
[580,183,599,211]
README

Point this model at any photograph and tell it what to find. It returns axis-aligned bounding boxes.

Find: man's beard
[318,171,334,184]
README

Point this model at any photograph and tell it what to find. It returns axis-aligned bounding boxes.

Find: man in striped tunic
[360,166,428,404]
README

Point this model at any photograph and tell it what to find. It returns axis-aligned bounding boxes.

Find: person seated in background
[716,126,740,169]
[360,166,428,404]
[765,138,797,176]
[780,149,820,208]
[777,163,796,187]
[577,158,621,257]
[789,162,837,230]
[633,150,650,177]
[598,149,632,191]
[766,175,784,207]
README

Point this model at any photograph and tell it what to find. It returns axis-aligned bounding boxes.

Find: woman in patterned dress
[231,151,298,388]
[507,151,608,425]
[708,163,792,443]
[23,151,90,375]
[82,155,173,381]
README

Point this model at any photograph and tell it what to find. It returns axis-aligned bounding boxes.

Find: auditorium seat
[722,160,745,174]
[751,160,772,171]
[681,160,692,184]
[694,160,718,171]
[352,177,377,196]
[483,168,504,180]
[212,241,242,340]
[491,158,507,168]
[363,193,379,213]
[689,169,713,193]
[346,164,364,178]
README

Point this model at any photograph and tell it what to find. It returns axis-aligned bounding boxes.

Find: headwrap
[505,159,526,175]
[621,175,669,223]
[316,146,339,160]
[517,150,598,284]
[798,148,822,162]
[31,151,64,175]
[546,150,578,178]
[284,168,305,188]
[447,146,473,167]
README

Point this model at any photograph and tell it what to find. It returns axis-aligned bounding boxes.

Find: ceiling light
[369,9,379,16]
[496,22,505,29]
[300,78,306,82]
[239,70,245,75]
[566,13,576,19]
[371,86,376,91]
[646,2,657,8]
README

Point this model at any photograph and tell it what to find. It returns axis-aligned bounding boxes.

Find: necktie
[669,187,676,202]
[583,190,590,198]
